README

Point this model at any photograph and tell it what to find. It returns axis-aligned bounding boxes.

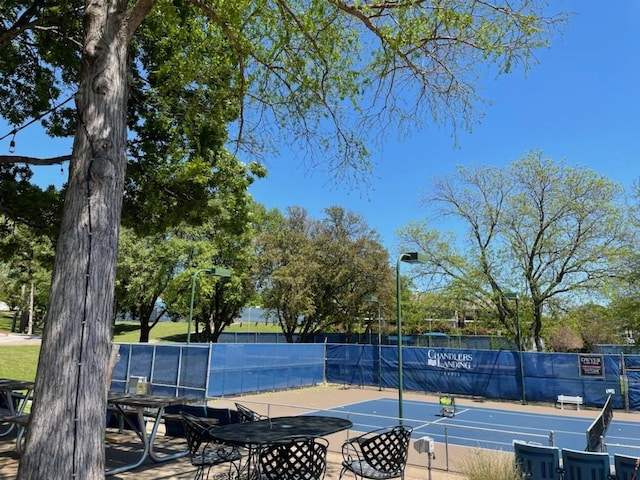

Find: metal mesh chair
[181,412,243,480]
[235,402,268,423]
[258,436,329,480]
[339,425,412,480]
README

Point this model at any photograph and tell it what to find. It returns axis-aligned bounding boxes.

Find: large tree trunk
[533,300,544,352]
[17,1,132,477]
[139,303,154,343]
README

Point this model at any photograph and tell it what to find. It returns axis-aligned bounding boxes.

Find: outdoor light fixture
[187,267,232,344]
[363,295,383,391]
[505,291,526,405]
[397,252,426,422]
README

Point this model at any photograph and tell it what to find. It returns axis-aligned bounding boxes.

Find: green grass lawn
[0,311,24,335]
[114,319,280,343]
[0,313,280,381]
[0,345,40,382]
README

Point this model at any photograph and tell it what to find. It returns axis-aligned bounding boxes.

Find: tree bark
[17,0,131,477]
[138,302,156,343]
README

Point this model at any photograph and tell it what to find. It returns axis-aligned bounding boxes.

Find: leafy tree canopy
[399,152,630,350]
[1,0,265,238]
[1,0,566,186]
[256,205,393,342]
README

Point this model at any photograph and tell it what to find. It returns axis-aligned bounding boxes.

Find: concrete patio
[5,381,613,480]
[1,384,472,479]
[5,380,634,479]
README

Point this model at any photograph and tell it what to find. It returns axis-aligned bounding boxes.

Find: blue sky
[2,1,639,254]
[249,1,640,252]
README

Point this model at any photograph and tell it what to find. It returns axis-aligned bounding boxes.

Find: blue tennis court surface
[314,397,640,458]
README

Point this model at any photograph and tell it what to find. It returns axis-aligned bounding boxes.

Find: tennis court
[314,396,640,459]
[5,383,633,479]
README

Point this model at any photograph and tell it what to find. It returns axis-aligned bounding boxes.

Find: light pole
[364,295,382,391]
[506,291,526,404]
[187,267,232,344]
[397,252,426,422]
[247,306,261,335]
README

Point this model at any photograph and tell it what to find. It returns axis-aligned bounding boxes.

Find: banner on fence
[325,344,624,408]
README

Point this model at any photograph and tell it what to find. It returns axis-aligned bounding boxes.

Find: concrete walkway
[0,333,42,345]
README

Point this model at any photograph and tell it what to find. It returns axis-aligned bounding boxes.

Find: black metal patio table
[208,414,352,479]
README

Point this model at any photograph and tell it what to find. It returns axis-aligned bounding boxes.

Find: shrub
[460,450,521,480]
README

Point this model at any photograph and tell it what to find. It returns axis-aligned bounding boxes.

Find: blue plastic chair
[513,441,563,480]
[613,454,640,480]
[560,448,614,480]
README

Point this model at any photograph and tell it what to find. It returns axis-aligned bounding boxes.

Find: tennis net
[586,394,614,452]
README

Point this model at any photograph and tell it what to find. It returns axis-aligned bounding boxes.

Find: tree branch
[0,155,71,166]
[125,0,156,41]
[0,2,84,50]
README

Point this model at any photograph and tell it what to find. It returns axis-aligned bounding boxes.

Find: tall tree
[504,153,629,350]
[0,1,566,477]
[162,196,259,343]
[0,220,55,332]
[115,151,258,342]
[114,227,187,342]
[595,182,640,346]
[309,206,393,340]
[257,206,393,342]
[256,207,320,342]
[399,152,630,351]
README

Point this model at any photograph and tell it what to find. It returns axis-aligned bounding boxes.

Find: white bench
[556,394,583,410]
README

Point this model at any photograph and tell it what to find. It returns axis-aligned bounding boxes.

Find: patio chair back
[258,436,329,480]
[340,425,412,480]
[613,454,640,480]
[235,402,267,423]
[181,412,242,480]
[513,441,563,479]
[560,448,614,480]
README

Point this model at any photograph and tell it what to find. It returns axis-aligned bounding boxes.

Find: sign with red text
[579,354,604,377]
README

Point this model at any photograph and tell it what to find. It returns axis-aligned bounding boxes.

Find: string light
[0,94,75,150]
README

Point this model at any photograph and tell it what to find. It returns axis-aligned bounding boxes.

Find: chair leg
[226,461,241,480]
[194,465,205,480]
[338,466,356,480]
